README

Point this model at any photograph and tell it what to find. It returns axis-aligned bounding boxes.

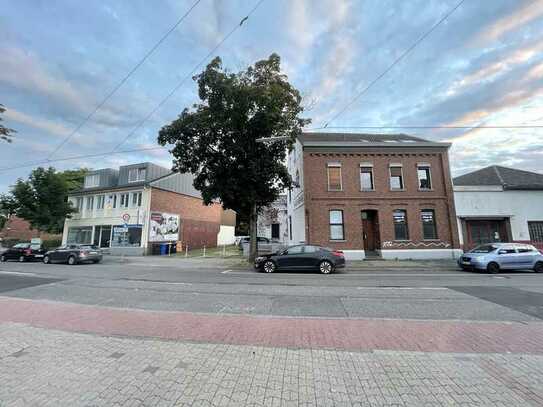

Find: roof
[454,165,543,191]
[298,132,450,148]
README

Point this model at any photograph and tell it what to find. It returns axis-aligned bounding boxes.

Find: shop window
[67,226,92,244]
[111,225,142,247]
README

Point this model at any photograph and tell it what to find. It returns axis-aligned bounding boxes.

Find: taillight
[82,250,89,256]
[332,250,344,257]
[24,249,32,255]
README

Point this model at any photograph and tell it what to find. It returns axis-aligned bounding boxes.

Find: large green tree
[0,167,88,233]
[158,54,309,261]
[0,104,16,143]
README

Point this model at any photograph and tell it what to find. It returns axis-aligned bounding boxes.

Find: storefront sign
[149,212,179,242]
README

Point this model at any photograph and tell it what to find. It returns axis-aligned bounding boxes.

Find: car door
[299,245,321,269]
[49,247,64,262]
[516,246,539,269]
[496,247,517,269]
[276,245,305,269]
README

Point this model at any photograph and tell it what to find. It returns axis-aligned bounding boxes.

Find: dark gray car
[254,244,346,274]
[44,244,103,265]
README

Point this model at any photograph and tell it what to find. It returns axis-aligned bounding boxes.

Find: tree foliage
[0,104,16,143]
[0,167,88,233]
[158,54,310,260]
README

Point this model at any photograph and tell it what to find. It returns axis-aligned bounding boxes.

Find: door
[361,211,379,252]
[276,245,305,269]
[271,223,280,240]
[496,247,517,269]
[100,226,112,248]
[467,220,508,249]
[299,245,321,269]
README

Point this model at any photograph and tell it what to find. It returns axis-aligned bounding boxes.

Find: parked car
[254,244,345,274]
[0,242,47,262]
[43,244,103,265]
[238,236,270,250]
[458,243,543,273]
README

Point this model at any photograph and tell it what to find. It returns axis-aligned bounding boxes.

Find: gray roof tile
[454,165,543,190]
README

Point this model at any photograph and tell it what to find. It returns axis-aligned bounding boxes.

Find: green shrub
[42,238,62,250]
[0,238,22,248]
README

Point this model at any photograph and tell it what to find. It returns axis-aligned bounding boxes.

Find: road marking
[0,270,38,277]
[221,270,232,274]
[356,287,447,290]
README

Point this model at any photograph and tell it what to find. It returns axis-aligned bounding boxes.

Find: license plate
[34,254,44,258]
[462,261,470,265]
[89,252,98,255]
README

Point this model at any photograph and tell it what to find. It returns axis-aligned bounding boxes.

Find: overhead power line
[307,124,543,131]
[0,0,266,174]
[322,0,466,128]
[45,0,203,160]
[0,146,168,173]
[111,0,266,152]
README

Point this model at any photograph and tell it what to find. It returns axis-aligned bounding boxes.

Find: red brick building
[286,133,462,260]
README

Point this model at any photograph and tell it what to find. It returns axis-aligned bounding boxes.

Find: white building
[257,195,288,243]
[453,165,543,251]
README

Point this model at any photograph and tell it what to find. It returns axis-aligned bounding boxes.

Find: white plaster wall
[454,189,543,242]
[217,225,235,245]
[381,249,463,260]
[287,140,306,245]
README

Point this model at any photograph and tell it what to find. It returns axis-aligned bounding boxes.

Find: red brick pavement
[1,296,542,354]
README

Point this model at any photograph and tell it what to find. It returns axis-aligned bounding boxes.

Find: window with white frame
[128,168,146,183]
[86,196,94,211]
[360,164,374,190]
[417,164,432,189]
[84,174,99,188]
[132,192,142,207]
[96,195,105,210]
[327,163,342,191]
[120,193,129,208]
[329,210,345,240]
[389,165,404,190]
[74,197,83,212]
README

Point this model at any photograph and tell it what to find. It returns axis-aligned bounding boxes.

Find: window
[86,196,94,211]
[304,245,318,253]
[128,167,146,183]
[421,210,437,240]
[120,193,129,208]
[285,245,303,254]
[329,210,345,240]
[389,166,404,190]
[132,192,142,207]
[289,216,292,240]
[360,166,374,190]
[67,226,92,244]
[529,221,543,243]
[111,194,117,209]
[84,174,99,188]
[393,210,409,240]
[327,163,342,191]
[518,246,536,253]
[417,165,432,189]
[96,195,105,210]
[74,197,83,212]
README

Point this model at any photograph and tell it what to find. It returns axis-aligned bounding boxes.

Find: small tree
[158,54,310,261]
[0,167,87,233]
[0,104,16,143]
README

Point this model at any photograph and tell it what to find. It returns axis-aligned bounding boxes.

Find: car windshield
[80,245,98,250]
[471,244,498,253]
[13,243,30,248]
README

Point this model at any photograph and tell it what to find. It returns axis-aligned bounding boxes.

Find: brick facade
[303,147,460,252]
[149,187,223,250]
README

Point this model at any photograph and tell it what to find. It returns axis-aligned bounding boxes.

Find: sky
[1,0,543,193]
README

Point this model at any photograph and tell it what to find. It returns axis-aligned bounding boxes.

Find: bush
[42,238,62,250]
[0,238,21,248]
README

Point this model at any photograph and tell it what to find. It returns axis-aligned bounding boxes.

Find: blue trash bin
[160,243,168,255]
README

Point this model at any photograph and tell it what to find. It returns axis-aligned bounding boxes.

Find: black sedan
[0,242,47,262]
[44,244,103,265]
[254,244,345,274]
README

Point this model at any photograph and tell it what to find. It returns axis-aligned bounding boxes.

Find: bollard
[185,244,188,258]
[222,244,226,257]
[203,245,206,257]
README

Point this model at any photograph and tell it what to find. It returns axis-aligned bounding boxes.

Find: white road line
[0,270,38,277]
[221,270,232,274]
[356,287,448,290]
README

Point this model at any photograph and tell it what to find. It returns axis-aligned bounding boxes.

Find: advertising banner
[149,212,180,242]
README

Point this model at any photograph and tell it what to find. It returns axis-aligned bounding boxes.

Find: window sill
[418,188,433,192]
[327,189,343,192]
[423,239,440,242]
[390,189,406,192]
[360,189,375,192]
[329,240,346,242]
[393,240,411,242]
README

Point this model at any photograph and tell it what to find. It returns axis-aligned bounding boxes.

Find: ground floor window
[67,226,93,244]
[393,210,409,240]
[111,225,142,247]
[421,210,437,240]
[329,210,345,240]
[93,225,112,248]
[271,223,280,239]
[528,221,543,243]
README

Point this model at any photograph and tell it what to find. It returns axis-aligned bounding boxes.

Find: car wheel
[92,259,101,264]
[0,254,6,262]
[67,255,77,265]
[43,255,50,264]
[486,262,500,274]
[319,260,334,274]
[534,261,543,273]
[263,260,276,273]
[18,255,25,263]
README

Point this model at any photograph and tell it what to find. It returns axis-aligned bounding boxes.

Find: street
[1,257,543,406]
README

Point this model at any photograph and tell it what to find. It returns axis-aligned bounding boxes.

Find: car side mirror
[498,250,507,255]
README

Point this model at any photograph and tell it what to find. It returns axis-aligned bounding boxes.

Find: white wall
[454,188,543,242]
[286,140,306,245]
[217,225,235,245]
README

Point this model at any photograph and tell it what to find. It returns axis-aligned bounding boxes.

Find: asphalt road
[1,256,543,322]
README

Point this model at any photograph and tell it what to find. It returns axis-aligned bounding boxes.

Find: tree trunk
[248,202,258,263]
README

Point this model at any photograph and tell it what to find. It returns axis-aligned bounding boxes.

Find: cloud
[474,0,543,44]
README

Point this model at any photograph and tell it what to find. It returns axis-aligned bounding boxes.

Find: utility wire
[307,124,543,131]
[0,0,266,174]
[322,0,466,128]
[0,146,168,172]
[45,0,203,160]
[111,0,266,152]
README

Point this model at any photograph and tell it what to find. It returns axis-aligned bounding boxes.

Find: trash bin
[160,243,168,255]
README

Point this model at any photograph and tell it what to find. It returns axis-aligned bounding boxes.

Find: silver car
[458,243,543,273]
